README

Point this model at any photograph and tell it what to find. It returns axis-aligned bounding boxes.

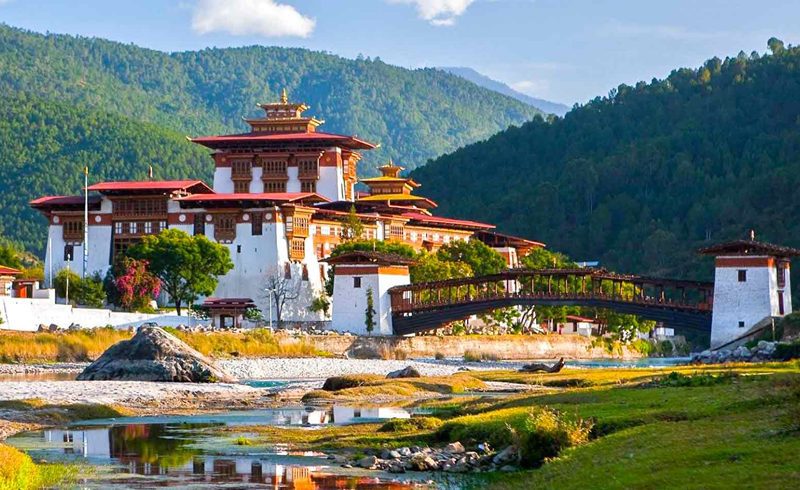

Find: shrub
[434,351,445,360]
[463,350,498,362]
[436,407,592,468]
[235,436,253,446]
[379,416,443,432]
[0,444,40,490]
[775,341,800,361]
[378,345,408,360]
[657,340,674,356]
[321,374,384,391]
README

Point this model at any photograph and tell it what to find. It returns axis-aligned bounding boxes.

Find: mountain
[439,67,570,116]
[0,24,542,254]
[413,43,800,284]
[0,24,541,171]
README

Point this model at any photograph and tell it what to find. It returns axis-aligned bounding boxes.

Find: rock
[331,455,348,464]
[500,465,518,472]
[48,324,59,332]
[77,326,237,383]
[386,366,422,379]
[477,442,492,454]
[381,449,402,460]
[37,324,48,332]
[398,447,412,457]
[445,441,465,454]
[732,346,751,359]
[387,462,406,474]
[492,445,518,465]
[410,453,439,471]
[357,455,378,469]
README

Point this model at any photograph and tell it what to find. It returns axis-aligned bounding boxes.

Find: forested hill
[0,24,540,171]
[411,40,800,282]
[0,92,209,255]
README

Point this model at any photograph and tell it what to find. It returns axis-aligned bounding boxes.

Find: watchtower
[323,252,414,335]
[699,235,800,348]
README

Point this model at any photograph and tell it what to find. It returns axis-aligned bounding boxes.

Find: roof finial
[281,88,288,104]
[750,229,756,241]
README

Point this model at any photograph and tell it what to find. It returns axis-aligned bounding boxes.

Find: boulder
[386,366,422,379]
[77,326,236,383]
[358,455,378,469]
[492,445,518,465]
[445,441,465,454]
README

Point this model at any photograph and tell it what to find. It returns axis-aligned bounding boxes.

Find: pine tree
[341,205,364,242]
[365,287,376,335]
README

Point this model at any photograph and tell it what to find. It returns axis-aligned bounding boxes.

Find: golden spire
[281,88,288,104]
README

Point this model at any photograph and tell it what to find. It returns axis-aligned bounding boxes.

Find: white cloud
[191,0,315,38]
[511,79,549,96]
[388,0,476,26]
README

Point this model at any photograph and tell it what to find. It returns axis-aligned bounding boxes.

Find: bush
[463,350,499,362]
[54,269,106,307]
[321,374,384,391]
[434,351,445,360]
[0,444,40,490]
[379,416,443,432]
[436,407,592,468]
[774,341,800,361]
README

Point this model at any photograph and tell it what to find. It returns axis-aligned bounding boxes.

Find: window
[62,220,84,241]
[301,181,316,193]
[231,160,252,179]
[294,216,309,236]
[263,180,286,193]
[302,265,309,281]
[144,221,153,234]
[160,221,167,232]
[114,222,123,235]
[738,321,745,328]
[63,244,74,261]
[129,222,138,234]
[778,264,787,288]
[738,270,747,282]
[193,214,205,236]
[284,262,292,279]
[290,238,305,260]
[779,293,785,315]
[233,180,250,194]
[298,158,318,178]
[262,159,287,177]
[353,276,362,288]
[112,199,167,217]
[251,212,263,235]
[215,214,237,241]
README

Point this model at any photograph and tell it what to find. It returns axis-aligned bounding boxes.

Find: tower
[323,251,414,335]
[699,236,800,348]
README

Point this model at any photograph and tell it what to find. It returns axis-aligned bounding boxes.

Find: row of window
[232,180,317,194]
[113,199,167,217]
[113,221,167,236]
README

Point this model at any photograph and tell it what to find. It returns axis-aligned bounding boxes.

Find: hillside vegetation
[412,40,800,282]
[0,24,539,254]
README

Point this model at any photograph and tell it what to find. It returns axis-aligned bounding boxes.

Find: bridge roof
[698,239,800,258]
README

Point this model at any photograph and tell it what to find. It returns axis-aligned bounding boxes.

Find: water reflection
[16,405,425,489]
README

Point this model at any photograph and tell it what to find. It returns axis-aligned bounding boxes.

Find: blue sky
[0,0,797,105]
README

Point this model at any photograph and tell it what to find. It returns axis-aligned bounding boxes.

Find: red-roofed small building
[30,91,544,327]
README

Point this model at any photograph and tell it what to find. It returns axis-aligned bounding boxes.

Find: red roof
[176,192,329,204]
[0,265,22,276]
[190,131,376,150]
[87,180,213,193]
[400,212,494,230]
[30,195,102,207]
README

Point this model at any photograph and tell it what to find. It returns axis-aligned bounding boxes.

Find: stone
[387,462,406,474]
[500,465,518,472]
[398,447,412,457]
[357,455,378,469]
[445,441,465,454]
[48,324,59,332]
[386,366,422,379]
[492,445,518,465]
[37,324,48,332]
[733,346,751,359]
[477,442,492,454]
[77,326,237,383]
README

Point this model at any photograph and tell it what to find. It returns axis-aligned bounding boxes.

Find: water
[6,406,447,489]
[565,357,690,369]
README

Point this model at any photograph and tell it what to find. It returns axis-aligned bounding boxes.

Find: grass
[227,361,800,489]
[463,350,499,362]
[0,398,133,423]
[0,444,80,490]
[0,327,326,363]
[303,373,487,402]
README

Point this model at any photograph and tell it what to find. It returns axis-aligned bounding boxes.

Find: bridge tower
[323,251,414,336]
[699,237,800,348]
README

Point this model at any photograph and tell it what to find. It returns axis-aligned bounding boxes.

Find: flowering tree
[114,258,161,311]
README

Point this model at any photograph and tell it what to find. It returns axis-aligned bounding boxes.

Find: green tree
[768,37,785,55]
[54,269,105,307]
[340,205,365,242]
[435,240,506,277]
[410,252,472,283]
[54,268,80,303]
[126,229,233,315]
[330,239,417,259]
[365,287,376,335]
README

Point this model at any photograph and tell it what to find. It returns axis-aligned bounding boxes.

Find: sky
[0,0,798,105]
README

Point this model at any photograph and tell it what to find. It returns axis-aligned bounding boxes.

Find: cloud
[511,79,549,96]
[388,0,476,26]
[191,0,315,38]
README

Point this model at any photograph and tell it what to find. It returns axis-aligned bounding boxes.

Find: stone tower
[323,251,414,336]
[699,236,799,348]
